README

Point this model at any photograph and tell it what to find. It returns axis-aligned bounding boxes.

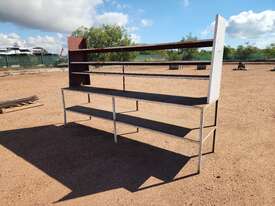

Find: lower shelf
[63,86,208,107]
[66,105,191,138]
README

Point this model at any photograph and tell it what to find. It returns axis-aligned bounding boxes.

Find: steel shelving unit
[61,15,226,173]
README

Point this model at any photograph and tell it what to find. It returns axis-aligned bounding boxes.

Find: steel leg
[136,100,139,111]
[212,100,219,153]
[112,97,118,143]
[197,108,205,173]
[61,89,67,125]
[88,94,91,120]
[122,65,125,91]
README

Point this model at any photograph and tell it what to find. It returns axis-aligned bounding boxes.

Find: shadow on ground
[0,123,192,202]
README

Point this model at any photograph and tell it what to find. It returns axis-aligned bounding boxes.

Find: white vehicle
[32,47,48,55]
[0,47,32,55]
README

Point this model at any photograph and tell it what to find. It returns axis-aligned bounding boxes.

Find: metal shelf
[66,105,191,138]
[63,86,208,107]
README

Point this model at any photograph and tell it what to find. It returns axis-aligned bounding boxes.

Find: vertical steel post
[88,94,91,120]
[197,108,205,173]
[41,53,44,65]
[122,65,125,91]
[136,100,139,111]
[112,97,118,143]
[5,55,9,68]
[212,100,219,153]
[61,89,67,125]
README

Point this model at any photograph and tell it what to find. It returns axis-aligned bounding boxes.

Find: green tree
[72,25,136,61]
[235,44,258,60]
[180,33,199,60]
[263,43,275,59]
[166,50,182,61]
[223,46,236,60]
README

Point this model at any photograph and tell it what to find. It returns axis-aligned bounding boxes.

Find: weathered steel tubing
[69,39,213,53]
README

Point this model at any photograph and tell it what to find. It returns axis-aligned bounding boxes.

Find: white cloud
[96,12,128,27]
[0,33,25,47]
[0,0,128,33]
[200,10,275,48]
[0,33,65,53]
[141,19,153,27]
[226,10,275,39]
[110,0,128,9]
[127,26,139,33]
[130,33,140,43]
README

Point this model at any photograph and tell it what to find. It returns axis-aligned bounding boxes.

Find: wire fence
[0,54,67,68]
[0,53,273,69]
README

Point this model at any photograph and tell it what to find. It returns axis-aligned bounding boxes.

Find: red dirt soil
[0,65,275,206]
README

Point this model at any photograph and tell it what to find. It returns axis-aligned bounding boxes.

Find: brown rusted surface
[69,39,213,53]
[68,37,90,87]
[68,37,87,50]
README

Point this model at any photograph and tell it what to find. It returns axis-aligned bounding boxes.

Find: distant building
[0,46,32,55]
[0,48,7,55]
[32,47,48,55]
[0,46,48,55]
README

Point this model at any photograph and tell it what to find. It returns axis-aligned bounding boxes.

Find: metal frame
[61,87,219,173]
[62,15,225,174]
[195,100,219,173]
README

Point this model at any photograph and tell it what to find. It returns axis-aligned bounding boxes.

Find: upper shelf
[69,39,213,53]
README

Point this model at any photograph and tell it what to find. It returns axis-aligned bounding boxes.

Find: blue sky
[0,0,274,53]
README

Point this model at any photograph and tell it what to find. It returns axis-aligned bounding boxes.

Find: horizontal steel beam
[71,71,210,80]
[70,60,211,66]
[69,39,213,53]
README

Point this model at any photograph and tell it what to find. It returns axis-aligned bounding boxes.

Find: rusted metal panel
[68,37,87,50]
[68,37,90,87]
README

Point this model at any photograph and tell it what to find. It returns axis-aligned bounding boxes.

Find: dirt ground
[0,64,275,206]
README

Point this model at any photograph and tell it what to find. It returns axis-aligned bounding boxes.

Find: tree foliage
[180,33,199,60]
[72,25,275,62]
[72,25,136,61]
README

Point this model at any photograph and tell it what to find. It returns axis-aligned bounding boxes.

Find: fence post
[5,55,9,68]
[41,53,44,65]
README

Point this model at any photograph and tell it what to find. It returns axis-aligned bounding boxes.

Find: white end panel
[207,15,226,104]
